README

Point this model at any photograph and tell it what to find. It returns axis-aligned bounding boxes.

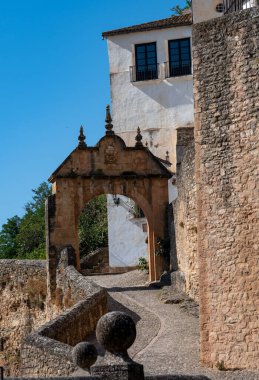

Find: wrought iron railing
[130,62,193,82]
[130,64,159,82]
[224,0,258,13]
[164,61,192,78]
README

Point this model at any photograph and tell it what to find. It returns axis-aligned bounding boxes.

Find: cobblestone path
[90,271,259,380]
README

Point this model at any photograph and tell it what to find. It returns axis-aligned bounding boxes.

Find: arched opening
[46,124,172,298]
[78,194,149,275]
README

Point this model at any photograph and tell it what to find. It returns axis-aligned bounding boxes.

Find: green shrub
[79,195,108,258]
[138,257,149,272]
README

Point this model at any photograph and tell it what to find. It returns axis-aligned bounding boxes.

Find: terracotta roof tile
[102,14,192,38]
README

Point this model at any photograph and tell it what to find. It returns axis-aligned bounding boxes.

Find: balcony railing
[130,64,159,82]
[224,0,258,13]
[164,61,192,78]
[129,62,193,83]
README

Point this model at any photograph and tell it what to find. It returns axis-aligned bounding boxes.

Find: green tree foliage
[15,182,51,259]
[0,184,108,260]
[0,182,51,260]
[0,216,21,259]
[171,0,191,15]
[79,195,108,258]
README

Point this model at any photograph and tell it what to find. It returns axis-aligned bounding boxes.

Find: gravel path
[90,271,259,380]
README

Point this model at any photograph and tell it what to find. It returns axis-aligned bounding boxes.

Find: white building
[102,13,193,269]
[107,195,148,268]
[102,13,194,168]
[192,0,257,23]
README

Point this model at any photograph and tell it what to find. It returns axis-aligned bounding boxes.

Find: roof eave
[102,14,193,38]
[102,21,192,38]
[102,22,192,39]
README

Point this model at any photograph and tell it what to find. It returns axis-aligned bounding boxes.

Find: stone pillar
[147,226,156,282]
[46,194,57,300]
[90,312,144,380]
[58,246,76,270]
[173,127,198,299]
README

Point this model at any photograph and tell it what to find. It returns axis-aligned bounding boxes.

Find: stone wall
[0,260,47,376]
[172,128,198,301]
[0,253,107,377]
[21,258,107,377]
[193,8,259,369]
[80,247,109,273]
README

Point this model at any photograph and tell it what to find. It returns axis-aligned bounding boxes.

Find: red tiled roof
[102,14,192,38]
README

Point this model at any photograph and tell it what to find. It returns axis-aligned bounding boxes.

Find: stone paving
[90,271,259,380]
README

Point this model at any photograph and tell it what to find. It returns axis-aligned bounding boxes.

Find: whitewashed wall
[192,0,256,24]
[192,0,224,23]
[106,25,194,169]
[107,195,148,267]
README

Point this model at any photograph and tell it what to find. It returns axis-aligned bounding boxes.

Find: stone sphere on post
[96,311,136,354]
[72,341,98,370]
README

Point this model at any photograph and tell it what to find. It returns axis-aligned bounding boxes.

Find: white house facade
[102,14,193,269]
[103,14,194,168]
[107,195,148,268]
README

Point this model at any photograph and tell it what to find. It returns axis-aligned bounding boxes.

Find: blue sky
[0,0,186,227]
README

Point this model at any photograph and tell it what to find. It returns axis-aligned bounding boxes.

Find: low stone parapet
[20,251,107,377]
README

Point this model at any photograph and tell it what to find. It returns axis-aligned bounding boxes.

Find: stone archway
[46,107,171,298]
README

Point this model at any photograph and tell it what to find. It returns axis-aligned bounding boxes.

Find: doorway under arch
[78,193,149,274]
[46,109,171,299]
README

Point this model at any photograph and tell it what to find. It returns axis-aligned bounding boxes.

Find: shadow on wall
[111,71,194,109]
[132,79,194,109]
[109,35,193,110]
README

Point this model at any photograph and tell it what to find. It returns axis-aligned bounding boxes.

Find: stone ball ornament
[96,311,136,353]
[72,341,98,370]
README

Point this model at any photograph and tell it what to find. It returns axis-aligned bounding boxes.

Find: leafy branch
[171,0,191,15]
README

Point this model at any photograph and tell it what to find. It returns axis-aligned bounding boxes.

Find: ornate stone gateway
[46,107,171,298]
